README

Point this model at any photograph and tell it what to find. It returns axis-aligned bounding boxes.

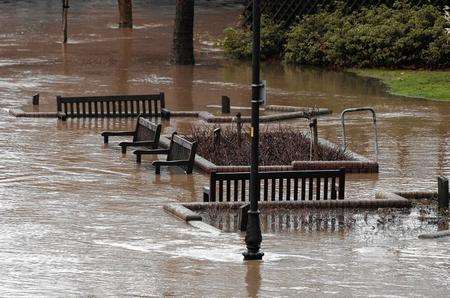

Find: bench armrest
[134,149,170,163]
[101,131,134,144]
[134,149,170,155]
[119,141,158,154]
[131,141,159,147]
[101,131,134,137]
[153,160,190,166]
[152,160,191,174]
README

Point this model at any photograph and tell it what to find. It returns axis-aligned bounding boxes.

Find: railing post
[56,96,62,112]
[213,128,221,146]
[210,172,217,202]
[309,117,318,160]
[438,176,449,211]
[338,168,345,200]
[236,113,242,146]
[160,92,165,109]
[239,203,251,232]
[222,96,231,114]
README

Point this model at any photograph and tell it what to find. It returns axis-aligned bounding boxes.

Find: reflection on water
[246,261,262,297]
[0,0,449,296]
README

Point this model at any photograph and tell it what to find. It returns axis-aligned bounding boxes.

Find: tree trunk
[118,0,133,28]
[171,0,195,65]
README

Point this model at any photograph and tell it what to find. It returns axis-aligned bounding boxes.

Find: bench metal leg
[121,145,127,154]
[155,165,161,175]
[136,154,142,164]
[103,135,109,144]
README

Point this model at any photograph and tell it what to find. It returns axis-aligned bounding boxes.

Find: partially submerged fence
[56,93,165,119]
[203,169,345,202]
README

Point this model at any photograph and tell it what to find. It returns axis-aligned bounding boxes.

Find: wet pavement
[0,0,449,296]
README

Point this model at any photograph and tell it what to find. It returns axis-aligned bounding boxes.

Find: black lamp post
[243,0,264,261]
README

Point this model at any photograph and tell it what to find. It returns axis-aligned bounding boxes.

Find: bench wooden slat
[294,178,298,201]
[301,178,306,201]
[219,180,224,202]
[88,101,92,116]
[331,177,337,200]
[278,178,283,201]
[263,178,268,201]
[271,178,276,201]
[316,178,321,200]
[234,180,239,202]
[286,178,291,201]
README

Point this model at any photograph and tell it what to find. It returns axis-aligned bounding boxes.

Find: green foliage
[220,17,285,60]
[285,4,450,69]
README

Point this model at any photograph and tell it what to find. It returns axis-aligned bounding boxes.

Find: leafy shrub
[284,4,450,69]
[219,16,285,60]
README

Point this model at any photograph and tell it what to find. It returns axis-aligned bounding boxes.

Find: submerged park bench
[56,93,165,119]
[101,115,162,154]
[203,169,345,202]
[134,132,198,175]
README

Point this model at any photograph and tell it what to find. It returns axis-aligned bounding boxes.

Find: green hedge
[219,17,284,60]
[285,4,450,68]
[221,4,450,69]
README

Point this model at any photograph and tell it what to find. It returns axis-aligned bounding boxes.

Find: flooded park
[0,0,449,296]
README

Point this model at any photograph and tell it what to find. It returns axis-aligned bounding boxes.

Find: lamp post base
[243,210,264,261]
[243,251,264,261]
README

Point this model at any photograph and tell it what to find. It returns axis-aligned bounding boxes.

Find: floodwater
[0,0,449,296]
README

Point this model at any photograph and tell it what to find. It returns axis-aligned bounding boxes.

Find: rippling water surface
[0,0,449,296]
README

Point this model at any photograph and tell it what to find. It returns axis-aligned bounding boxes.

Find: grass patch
[352,69,450,101]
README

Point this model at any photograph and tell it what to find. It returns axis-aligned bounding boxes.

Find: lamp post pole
[243,0,264,261]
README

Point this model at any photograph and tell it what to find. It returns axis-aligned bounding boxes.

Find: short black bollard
[32,93,40,105]
[222,96,231,114]
[438,176,449,210]
[239,203,250,232]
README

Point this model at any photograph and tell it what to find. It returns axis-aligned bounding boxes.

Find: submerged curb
[164,203,202,222]
[418,230,450,239]
[8,108,67,119]
[183,198,411,211]
[164,203,222,233]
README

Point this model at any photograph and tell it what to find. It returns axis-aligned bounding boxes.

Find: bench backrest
[56,93,165,118]
[205,169,345,202]
[133,115,162,143]
[167,133,197,162]
[163,133,197,174]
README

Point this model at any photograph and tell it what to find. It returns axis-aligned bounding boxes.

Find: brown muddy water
[0,0,449,296]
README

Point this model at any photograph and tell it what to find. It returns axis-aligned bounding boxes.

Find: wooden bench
[101,115,162,154]
[57,93,165,119]
[203,169,345,202]
[134,132,197,175]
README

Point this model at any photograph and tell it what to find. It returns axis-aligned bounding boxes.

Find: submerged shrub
[285,4,450,69]
[190,124,348,166]
[219,16,285,60]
